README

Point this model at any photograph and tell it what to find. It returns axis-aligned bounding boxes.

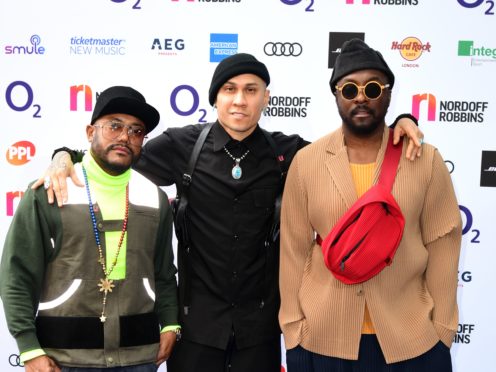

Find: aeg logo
[6,141,36,165]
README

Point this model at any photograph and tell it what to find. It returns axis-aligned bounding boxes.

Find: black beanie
[329,39,395,94]
[208,53,270,106]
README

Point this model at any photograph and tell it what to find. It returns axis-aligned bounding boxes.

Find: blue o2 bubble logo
[5,81,42,118]
[459,205,480,243]
[280,0,315,12]
[170,85,207,123]
[457,0,495,15]
[111,0,142,9]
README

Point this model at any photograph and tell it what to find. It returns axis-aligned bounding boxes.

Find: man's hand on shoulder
[30,151,83,207]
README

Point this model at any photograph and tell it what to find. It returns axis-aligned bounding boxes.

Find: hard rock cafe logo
[391,37,431,67]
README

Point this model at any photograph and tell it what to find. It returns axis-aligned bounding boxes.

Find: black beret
[91,86,160,134]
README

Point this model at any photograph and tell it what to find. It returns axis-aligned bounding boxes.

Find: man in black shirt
[34,53,422,372]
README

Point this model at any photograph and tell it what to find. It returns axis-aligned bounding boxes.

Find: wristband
[52,147,84,164]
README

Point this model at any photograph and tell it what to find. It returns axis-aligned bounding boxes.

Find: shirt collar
[212,121,267,162]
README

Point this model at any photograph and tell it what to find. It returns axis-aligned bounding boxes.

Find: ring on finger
[43,176,51,190]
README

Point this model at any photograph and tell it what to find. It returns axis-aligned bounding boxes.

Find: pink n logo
[412,93,437,122]
[70,85,93,112]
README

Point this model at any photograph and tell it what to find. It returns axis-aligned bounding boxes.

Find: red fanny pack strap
[378,129,403,192]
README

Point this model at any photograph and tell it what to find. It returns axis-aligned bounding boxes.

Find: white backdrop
[1,0,495,370]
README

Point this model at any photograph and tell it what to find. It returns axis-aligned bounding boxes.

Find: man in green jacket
[0,86,180,372]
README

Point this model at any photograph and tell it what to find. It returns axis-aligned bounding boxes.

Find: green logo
[458,40,473,56]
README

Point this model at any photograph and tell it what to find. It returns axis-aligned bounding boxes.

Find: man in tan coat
[279,39,462,372]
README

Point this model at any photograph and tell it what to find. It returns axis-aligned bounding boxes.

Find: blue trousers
[286,335,452,372]
[61,363,157,372]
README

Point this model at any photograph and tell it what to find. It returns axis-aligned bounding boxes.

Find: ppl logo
[4,34,45,55]
[210,33,238,62]
[391,37,431,67]
[346,0,419,5]
[457,0,495,15]
[6,141,36,166]
[411,93,488,123]
[151,38,185,56]
[458,40,496,66]
[328,32,365,68]
[6,191,24,216]
[70,85,93,112]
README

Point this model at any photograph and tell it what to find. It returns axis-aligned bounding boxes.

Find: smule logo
[70,85,93,111]
[6,191,24,216]
[6,141,36,165]
[411,93,436,121]
[5,35,45,55]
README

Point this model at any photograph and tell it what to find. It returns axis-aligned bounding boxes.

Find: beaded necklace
[82,166,129,323]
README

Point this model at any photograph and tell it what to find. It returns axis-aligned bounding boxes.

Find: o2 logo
[459,205,480,243]
[457,0,494,15]
[111,0,141,9]
[170,85,207,123]
[280,0,315,12]
[4,81,42,118]
[445,160,455,174]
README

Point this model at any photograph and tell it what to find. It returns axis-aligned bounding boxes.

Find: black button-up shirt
[136,121,306,350]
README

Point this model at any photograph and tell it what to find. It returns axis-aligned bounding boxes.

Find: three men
[31,53,421,371]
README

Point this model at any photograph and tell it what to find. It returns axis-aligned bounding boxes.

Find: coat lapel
[323,126,391,210]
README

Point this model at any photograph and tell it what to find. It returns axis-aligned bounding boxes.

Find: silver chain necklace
[223,146,250,180]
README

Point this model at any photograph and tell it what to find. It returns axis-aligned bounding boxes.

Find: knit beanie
[208,53,270,106]
[329,39,395,93]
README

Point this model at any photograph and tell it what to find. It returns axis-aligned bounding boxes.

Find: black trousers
[286,335,452,372]
[167,335,281,372]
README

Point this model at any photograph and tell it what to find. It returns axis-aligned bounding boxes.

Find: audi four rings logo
[264,42,303,56]
[9,353,23,367]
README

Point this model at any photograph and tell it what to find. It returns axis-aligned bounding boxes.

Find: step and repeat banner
[0,0,495,370]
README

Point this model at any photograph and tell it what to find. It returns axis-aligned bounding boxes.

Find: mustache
[106,144,133,153]
[350,105,374,116]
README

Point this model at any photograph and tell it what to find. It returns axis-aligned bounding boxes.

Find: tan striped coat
[279,125,462,364]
